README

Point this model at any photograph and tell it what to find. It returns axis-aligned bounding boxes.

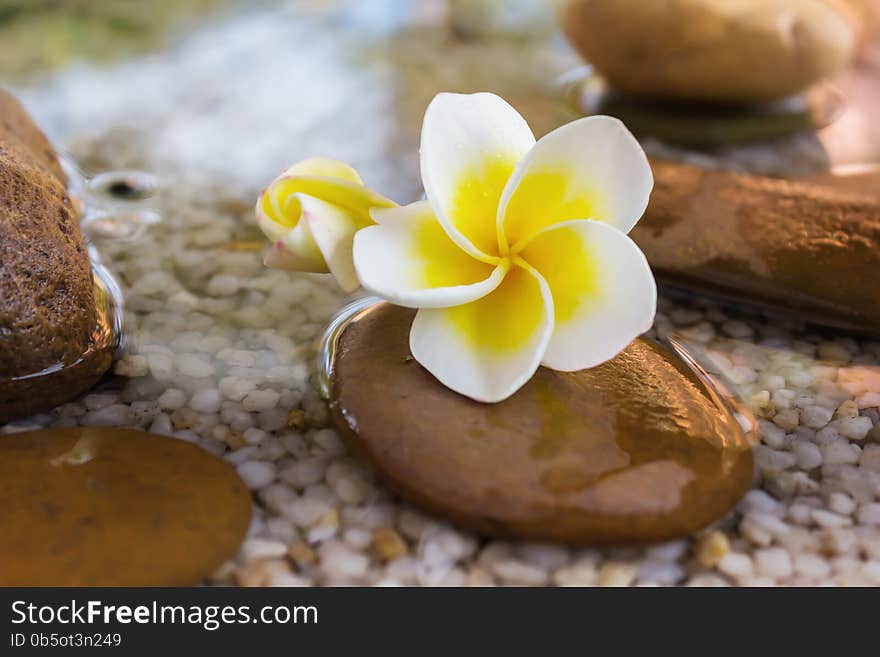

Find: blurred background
[3,0,878,201]
[0,0,578,203]
[0,0,880,200]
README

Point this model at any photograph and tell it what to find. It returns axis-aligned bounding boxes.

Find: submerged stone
[0,427,251,586]
[329,304,754,546]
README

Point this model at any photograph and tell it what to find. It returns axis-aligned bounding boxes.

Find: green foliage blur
[0,0,225,79]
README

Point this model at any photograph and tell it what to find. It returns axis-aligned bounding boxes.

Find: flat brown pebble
[0,427,252,586]
[330,304,754,546]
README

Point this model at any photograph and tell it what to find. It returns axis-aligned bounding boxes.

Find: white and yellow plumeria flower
[255,157,395,292]
[353,92,656,403]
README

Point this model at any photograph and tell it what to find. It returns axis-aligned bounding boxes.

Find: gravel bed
[4,180,880,587]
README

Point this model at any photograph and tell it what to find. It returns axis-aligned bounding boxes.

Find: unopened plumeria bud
[255,157,395,292]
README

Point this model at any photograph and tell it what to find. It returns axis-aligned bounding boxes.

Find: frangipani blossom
[255,157,395,292]
[353,92,656,402]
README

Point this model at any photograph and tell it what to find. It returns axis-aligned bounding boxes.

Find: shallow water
[3,0,880,586]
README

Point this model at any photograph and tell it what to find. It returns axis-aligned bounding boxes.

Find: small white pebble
[821,441,860,466]
[686,574,729,587]
[553,561,597,586]
[793,553,831,580]
[157,388,187,411]
[177,353,214,378]
[242,389,280,412]
[283,497,333,528]
[717,553,753,579]
[742,489,782,515]
[636,559,684,585]
[313,428,345,455]
[280,457,327,489]
[793,441,823,470]
[236,461,276,489]
[207,274,242,296]
[219,376,256,401]
[754,547,793,579]
[189,388,222,414]
[856,391,880,409]
[801,405,833,429]
[82,404,133,426]
[759,421,787,450]
[319,541,369,580]
[811,509,852,528]
[241,538,288,560]
[492,560,549,586]
[517,543,571,570]
[856,503,880,525]
[827,492,856,516]
[760,374,786,391]
[242,427,267,445]
[755,445,797,471]
[833,416,873,441]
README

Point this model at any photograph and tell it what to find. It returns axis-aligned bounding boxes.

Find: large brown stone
[0,427,252,586]
[0,89,110,423]
[635,160,880,333]
[562,0,858,103]
[329,304,753,546]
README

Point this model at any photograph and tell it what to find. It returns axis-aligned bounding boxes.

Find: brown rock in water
[0,427,252,586]
[329,304,753,546]
[634,160,880,333]
[0,90,67,183]
[0,89,109,422]
[561,0,858,103]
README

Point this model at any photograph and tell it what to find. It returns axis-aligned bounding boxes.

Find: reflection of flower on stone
[257,92,657,403]
[255,157,395,292]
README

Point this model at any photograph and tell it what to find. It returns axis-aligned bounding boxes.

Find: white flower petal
[263,214,327,272]
[353,201,506,308]
[517,219,656,371]
[420,92,535,260]
[409,261,554,403]
[283,157,364,184]
[499,115,652,249]
[300,195,369,293]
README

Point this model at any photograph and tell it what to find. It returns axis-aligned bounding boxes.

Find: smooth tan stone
[329,304,753,546]
[0,427,251,586]
[562,0,858,103]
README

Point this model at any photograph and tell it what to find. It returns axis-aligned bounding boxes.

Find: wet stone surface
[330,304,754,545]
[0,426,251,586]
